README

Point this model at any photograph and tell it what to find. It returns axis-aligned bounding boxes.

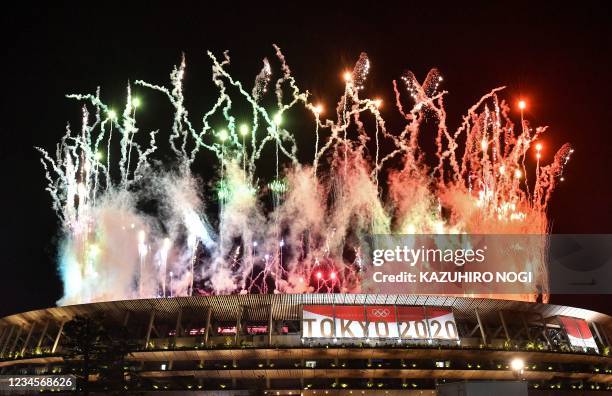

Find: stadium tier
[0,294,610,394]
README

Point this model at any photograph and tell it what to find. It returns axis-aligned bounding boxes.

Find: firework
[36,47,571,305]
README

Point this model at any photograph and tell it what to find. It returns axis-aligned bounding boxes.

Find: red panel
[559,316,593,339]
[425,307,452,320]
[217,326,237,335]
[303,305,334,317]
[575,318,594,339]
[334,305,366,321]
[397,306,426,322]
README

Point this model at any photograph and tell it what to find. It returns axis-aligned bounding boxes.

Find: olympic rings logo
[371,308,391,317]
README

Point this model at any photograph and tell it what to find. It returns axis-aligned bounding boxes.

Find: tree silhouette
[61,314,139,394]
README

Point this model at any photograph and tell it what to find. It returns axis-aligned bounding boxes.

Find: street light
[511,358,524,376]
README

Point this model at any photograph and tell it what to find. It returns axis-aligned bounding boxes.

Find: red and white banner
[302,305,458,341]
[397,306,429,339]
[366,305,399,338]
[396,307,459,340]
[335,305,367,338]
[558,316,599,352]
[302,305,336,337]
[425,307,459,340]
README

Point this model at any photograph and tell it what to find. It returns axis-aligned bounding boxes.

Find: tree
[61,314,139,394]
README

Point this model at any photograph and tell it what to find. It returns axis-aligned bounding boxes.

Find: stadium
[6,15,610,395]
[0,294,611,394]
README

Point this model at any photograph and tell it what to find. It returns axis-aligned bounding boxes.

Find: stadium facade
[0,294,610,394]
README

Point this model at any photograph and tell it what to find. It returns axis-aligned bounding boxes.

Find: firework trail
[36,48,572,305]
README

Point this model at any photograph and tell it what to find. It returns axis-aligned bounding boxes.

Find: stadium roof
[1,294,610,328]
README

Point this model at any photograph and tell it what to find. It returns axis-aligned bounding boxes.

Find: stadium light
[511,358,524,375]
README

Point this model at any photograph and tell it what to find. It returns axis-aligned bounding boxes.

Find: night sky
[1,2,611,318]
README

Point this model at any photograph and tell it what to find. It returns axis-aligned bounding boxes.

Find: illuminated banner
[302,305,458,340]
[558,316,599,352]
[366,305,399,338]
[425,307,459,340]
[302,305,336,337]
[396,307,458,340]
[336,305,367,338]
